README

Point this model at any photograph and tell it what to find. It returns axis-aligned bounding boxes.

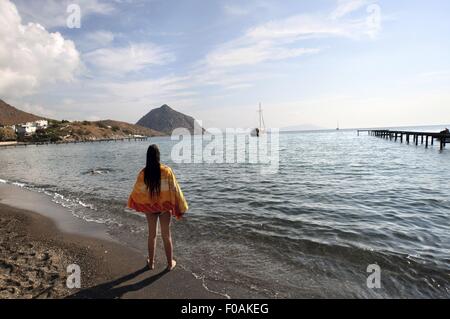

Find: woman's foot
[167,259,177,271]
[147,257,155,270]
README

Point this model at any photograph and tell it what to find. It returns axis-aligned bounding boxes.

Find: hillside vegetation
[0,99,43,126]
[30,120,165,143]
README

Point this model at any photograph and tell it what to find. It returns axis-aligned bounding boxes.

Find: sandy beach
[0,186,220,299]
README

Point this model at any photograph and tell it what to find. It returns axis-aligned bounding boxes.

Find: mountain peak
[136,104,204,135]
[160,104,171,109]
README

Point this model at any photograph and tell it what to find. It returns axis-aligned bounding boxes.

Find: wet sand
[0,186,220,299]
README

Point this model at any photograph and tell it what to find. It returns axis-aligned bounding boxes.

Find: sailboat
[336,121,340,131]
[251,103,265,137]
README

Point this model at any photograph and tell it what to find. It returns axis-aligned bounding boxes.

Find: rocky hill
[37,119,165,142]
[0,99,167,142]
[136,104,204,134]
[0,99,44,126]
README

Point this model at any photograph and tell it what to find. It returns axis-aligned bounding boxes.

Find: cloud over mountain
[0,0,81,98]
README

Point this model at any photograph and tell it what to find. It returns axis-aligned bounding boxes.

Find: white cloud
[93,75,192,100]
[3,0,387,126]
[13,0,115,29]
[206,4,380,70]
[77,30,117,52]
[246,14,347,40]
[246,12,374,41]
[83,30,115,48]
[207,43,320,67]
[8,100,58,119]
[208,15,329,67]
[0,0,81,98]
[49,75,200,122]
[84,43,175,74]
[223,1,274,17]
[187,2,383,97]
[223,5,250,17]
[331,0,369,19]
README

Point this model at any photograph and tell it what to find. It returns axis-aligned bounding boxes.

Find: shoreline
[0,136,155,149]
[0,185,221,299]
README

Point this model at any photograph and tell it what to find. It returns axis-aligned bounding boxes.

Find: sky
[1,0,450,129]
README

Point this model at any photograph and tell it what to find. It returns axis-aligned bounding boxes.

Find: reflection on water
[0,129,449,298]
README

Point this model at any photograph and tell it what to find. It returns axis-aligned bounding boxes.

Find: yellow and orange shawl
[127,165,188,219]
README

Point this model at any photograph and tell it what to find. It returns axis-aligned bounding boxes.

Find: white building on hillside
[35,120,48,129]
[16,124,37,136]
[14,120,48,136]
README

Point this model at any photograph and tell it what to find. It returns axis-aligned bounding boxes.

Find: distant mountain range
[0,99,44,126]
[137,104,204,134]
[280,124,324,132]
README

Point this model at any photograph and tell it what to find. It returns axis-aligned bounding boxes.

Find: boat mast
[259,103,262,129]
[258,103,265,130]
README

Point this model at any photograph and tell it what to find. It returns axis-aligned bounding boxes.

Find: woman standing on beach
[128,144,188,271]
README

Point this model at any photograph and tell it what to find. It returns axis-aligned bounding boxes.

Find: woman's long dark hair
[144,144,161,198]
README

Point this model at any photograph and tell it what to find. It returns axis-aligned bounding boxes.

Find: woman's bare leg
[159,212,176,270]
[145,213,158,269]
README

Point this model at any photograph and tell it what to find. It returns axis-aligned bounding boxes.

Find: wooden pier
[359,129,450,150]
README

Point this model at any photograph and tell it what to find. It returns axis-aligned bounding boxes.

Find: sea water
[0,127,449,298]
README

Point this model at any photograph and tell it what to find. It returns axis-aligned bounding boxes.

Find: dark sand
[0,201,220,299]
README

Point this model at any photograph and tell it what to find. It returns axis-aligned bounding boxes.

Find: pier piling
[364,129,448,152]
